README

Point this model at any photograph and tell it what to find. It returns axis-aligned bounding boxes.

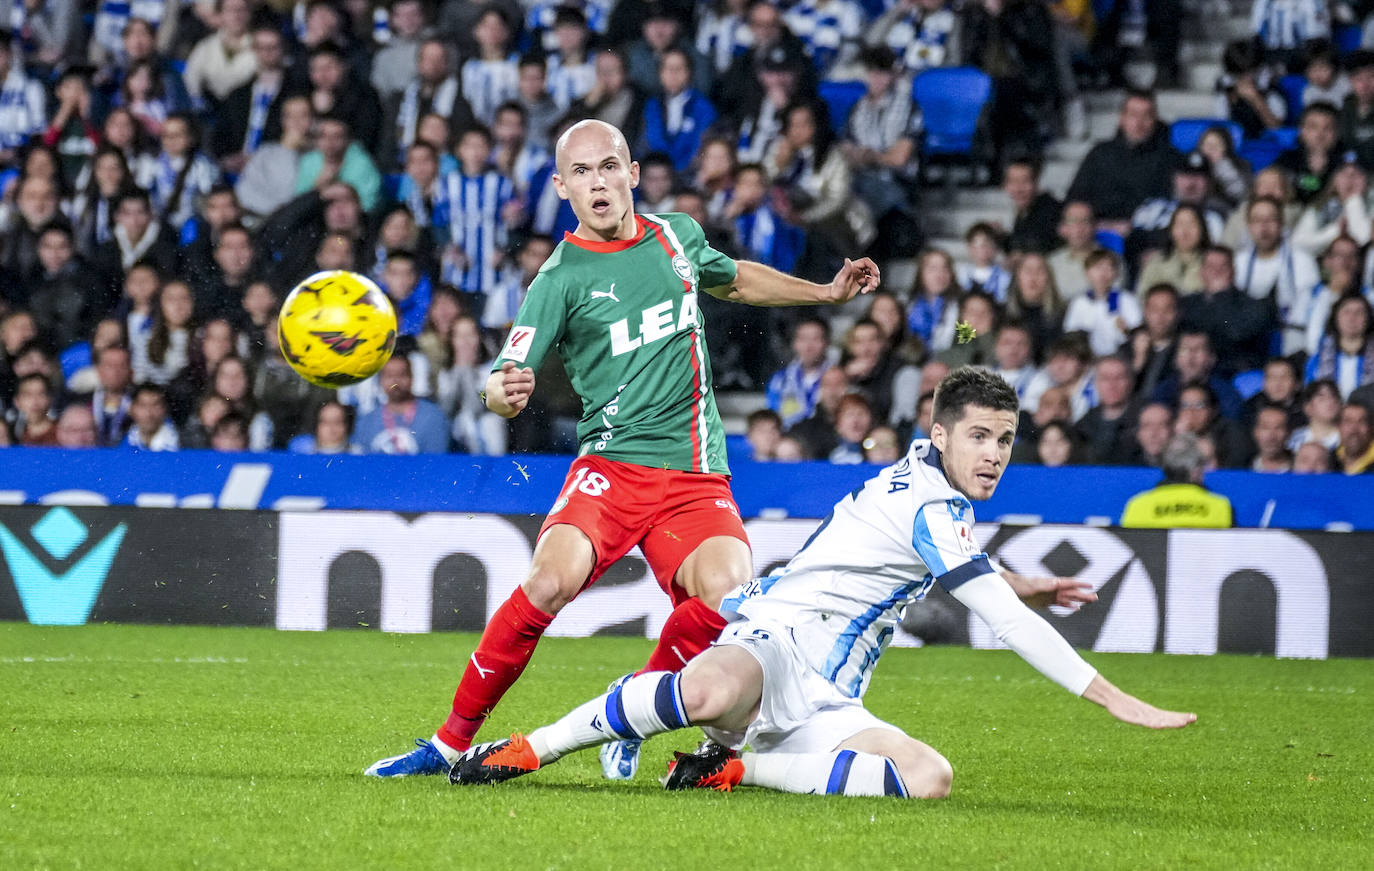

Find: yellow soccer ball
[278,270,398,388]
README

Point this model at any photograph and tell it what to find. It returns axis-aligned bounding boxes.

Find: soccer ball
[278,270,398,388]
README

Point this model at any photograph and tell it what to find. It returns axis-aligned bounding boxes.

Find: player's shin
[527,672,691,764]
[641,598,728,673]
[740,751,912,798]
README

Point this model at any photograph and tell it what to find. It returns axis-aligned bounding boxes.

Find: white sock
[527,672,689,764]
[740,750,908,797]
[429,733,463,766]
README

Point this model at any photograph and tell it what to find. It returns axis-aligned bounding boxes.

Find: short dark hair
[1304,377,1340,403]
[746,408,781,429]
[793,315,831,342]
[457,123,493,147]
[132,382,168,404]
[1264,355,1300,380]
[964,221,1003,247]
[932,367,1019,429]
[1084,247,1120,271]
[1299,102,1340,124]
[1143,282,1181,304]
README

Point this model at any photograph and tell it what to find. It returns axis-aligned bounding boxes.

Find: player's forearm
[715,260,843,307]
[482,370,521,418]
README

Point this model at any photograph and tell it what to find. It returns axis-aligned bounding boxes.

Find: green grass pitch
[2,623,1369,870]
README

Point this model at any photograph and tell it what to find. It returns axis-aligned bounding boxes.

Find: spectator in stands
[744,408,783,461]
[789,364,849,457]
[867,0,960,75]
[1062,248,1142,357]
[634,152,677,213]
[732,44,813,165]
[1048,199,1096,301]
[209,411,250,452]
[295,114,381,214]
[235,96,313,223]
[1216,38,1287,139]
[1234,197,1320,350]
[140,112,219,230]
[54,403,98,448]
[1251,0,1330,73]
[767,316,833,430]
[1010,381,1072,464]
[961,0,1059,160]
[865,290,925,368]
[380,250,430,339]
[0,35,47,164]
[1153,328,1244,420]
[714,0,809,113]
[352,354,448,454]
[907,247,963,350]
[512,56,558,150]
[842,317,909,422]
[765,100,872,280]
[1292,153,1372,261]
[826,392,873,464]
[1306,293,1374,398]
[385,37,471,171]
[544,6,597,112]
[1076,355,1141,464]
[1137,204,1208,295]
[26,223,97,352]
[1245,356,1305,428]
[1120,432,1233,528]
[196,223,257,323]
[1003,158,1062,255]
[94,189,177,302]
[178,392,227,449]
[1221,166,1299,250]
[1034,419,1083,468]
[1301,38,1348,110]
[288,399,360,455]
[491,102,549,197]
[1292,440,1332,472]
[695,0,750,76]
[461,6,519,126]
[627,6,711,99]
[1005,252,1065,361]
[724,163,805,274]
[182,0,255,107]
[66,147,129,258]
[1336,400,1374,473]
[1125,401,1173,467]
[992,320,1037,399]
[1277,103,1342,204]
[786,0,867,76]
[2,174,64,288]
[44,67,100,185]
[935,289,997,368]
[440,125,515,297]
[1250,403,1293,471]
[124,381,178,451]
[307,44,385,157]
[958,223,1010,302]
[8,373,56,445]
[482,234,553,333]
[1289,377,1342,454]
[573,49,646,150]
[1129,282,1183,399]
[1340,50,1374,168]
[861,424,902,464]
[438,314,506,455]
[1174,379,1250,468]
[1023,333,1094,421]
[119,58,172,139]
[1301,234,1371,355]
[211,354,273,450]
[1067,90,1181,231]
[1128,153,1228,273]
[841,46,920,226]
[140,278,195,390]
[86,343,134,446]
[371,0,426,101]
[1180,245,1275,375]
[211,22,306,176]
[1194,125,1251,209]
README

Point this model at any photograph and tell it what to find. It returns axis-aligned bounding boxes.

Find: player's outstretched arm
[483,361,536,418]
[1082,674,1197,729]
[708,257,881,306]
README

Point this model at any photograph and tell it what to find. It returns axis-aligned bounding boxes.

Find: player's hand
[825,257,881,303]
[1016,576,1098,611]
[1105,693,1198,730]
[496,361,536,413]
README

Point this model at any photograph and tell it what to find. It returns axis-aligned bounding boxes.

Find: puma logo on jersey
[590,284,620,303]
[608,294,698,357]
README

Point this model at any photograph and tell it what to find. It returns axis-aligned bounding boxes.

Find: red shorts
[539,455,750,605]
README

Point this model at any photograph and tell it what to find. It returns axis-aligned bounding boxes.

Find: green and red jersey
[494,212,737,474]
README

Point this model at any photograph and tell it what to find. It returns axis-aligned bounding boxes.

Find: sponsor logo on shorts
[715,499,739,516]
[550,496,569,513]
[502,326,536,362]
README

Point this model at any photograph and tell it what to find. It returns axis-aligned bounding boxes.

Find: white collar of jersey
[917,440,945,475]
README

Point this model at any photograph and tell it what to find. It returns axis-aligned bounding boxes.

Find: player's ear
[628,160,640,189]
[930,421,947,452]
[551,172,569,201]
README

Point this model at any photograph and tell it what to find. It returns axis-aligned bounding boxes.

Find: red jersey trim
[562,216,647,252]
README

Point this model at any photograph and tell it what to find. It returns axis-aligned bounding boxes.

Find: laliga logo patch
[0,508,127,625]
[671,254,695,288]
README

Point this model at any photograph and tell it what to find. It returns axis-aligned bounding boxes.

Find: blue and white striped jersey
[1251,0,1330,51]
[784,0,866,73]
[722,439,997,700]
[440,169,515,293]
[462,57,520,125]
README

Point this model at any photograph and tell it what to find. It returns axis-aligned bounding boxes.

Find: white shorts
[708,617,905,755]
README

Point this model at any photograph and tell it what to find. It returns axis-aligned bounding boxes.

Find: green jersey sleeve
[493,269,567,373]
[678,214,737,291]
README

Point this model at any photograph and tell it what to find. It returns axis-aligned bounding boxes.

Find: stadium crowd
[0,0,1372,476]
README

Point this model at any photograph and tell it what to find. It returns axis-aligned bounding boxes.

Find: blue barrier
[0,449,1370,529]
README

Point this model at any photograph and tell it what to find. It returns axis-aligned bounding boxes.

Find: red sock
[640,598,728,674]
[437,586,555,751]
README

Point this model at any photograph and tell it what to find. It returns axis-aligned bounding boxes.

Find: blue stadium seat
[383,173,404,201]
[1094,229,1125,256]
[1233,369,1265,400]
[817,80,867,135]
[725,433,752,464]
[1239,138,1283,171]
[1335,25,1362,55]
[1262,126,1299,149]
[1170,119,1243,153]
[1278,75,1306,123]
[913,67,992,158]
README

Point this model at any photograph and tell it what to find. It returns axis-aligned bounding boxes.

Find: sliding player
[367,119,880,779]
[449,369,1197,796]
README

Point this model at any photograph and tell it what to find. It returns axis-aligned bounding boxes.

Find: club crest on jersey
[671,254,695,288]
[502,326,536,362]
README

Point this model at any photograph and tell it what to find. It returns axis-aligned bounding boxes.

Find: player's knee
[521,566,583,613]
[677,671,734,723]
[894,747,953,799]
